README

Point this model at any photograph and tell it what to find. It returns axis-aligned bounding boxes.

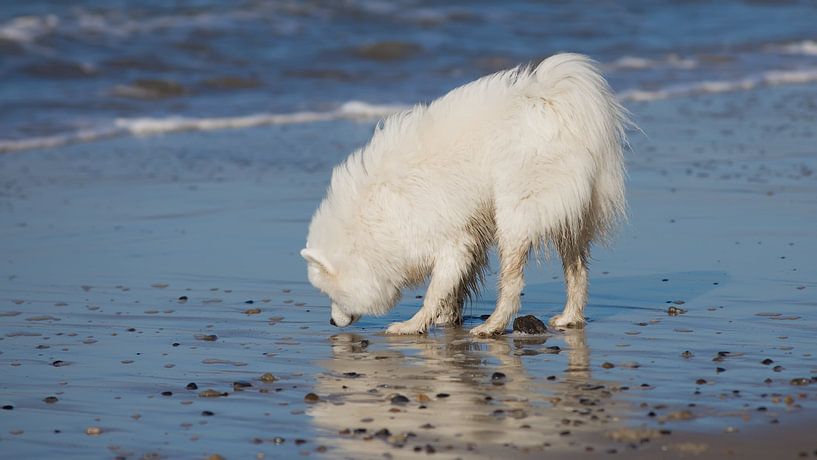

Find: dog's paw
[469,321,505,337]
[548,313,586,329]
[386,320,427,335]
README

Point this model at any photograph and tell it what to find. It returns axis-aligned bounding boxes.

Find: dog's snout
[329,318,337,327]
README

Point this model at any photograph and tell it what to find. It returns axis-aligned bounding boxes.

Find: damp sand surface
[1,84,817,459]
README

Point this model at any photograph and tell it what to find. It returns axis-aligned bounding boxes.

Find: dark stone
[186,382,198,390]
[491,372,506,384]
[512,315,547,334]
[390,394,410,405]
[233,381,252,390]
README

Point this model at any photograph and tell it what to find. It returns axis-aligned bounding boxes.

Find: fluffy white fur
[302,53,629,335]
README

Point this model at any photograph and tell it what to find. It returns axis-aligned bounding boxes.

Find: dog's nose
[329,318,337,327]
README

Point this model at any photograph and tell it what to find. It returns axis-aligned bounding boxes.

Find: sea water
[2,0,817,152]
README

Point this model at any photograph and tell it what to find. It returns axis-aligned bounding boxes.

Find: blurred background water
[1,0,817,152]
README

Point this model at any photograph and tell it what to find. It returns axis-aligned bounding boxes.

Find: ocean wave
[606,54,697,71]
[3,67,817,154]
[619,67,817,102]
[0,101,406,154]
[0,14,58,43]
[772,40,817,56]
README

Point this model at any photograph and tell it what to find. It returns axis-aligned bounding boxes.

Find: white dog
[302,53,629,336]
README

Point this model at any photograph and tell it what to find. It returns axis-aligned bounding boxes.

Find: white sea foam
[619,67,817,102]
[0,14,58,43]
[608,54,697,70]
[773,40,817,56]
[0,101,406,154]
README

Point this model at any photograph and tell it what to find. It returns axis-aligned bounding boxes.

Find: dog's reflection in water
[309,328,630,459]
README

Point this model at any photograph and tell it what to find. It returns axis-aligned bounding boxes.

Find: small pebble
[601,362,615,369]
[233,381,252,391]
[199,389,228,398]
[491,372,506,384]
[186,382,199,390]
[43,396,58,404]
[260,373,277,383]
[390,394,410,405]
[512,315,547,334]
[85,426,102,436]
[304,393,320,403]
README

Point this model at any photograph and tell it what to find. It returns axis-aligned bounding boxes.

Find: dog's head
[301,247,399,327]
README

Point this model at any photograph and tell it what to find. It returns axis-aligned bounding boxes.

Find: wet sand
[1,83,816,459]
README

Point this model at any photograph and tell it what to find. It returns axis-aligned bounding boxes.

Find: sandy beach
[1,78,816,459]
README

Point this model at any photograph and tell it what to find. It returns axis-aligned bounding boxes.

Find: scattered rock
[667,306,687,316]
[607,427,661,443]
[194,334,218,342]
[513,315,547,334]
[243,308,261,315]
[199,389,228,398]
[491,372,506,385]
[790,378,810,386]
[51,360,67,367]
[390,394,410,405]
[761,358,774,365]
[206,454,225,460]
[186,382,198,390]
[43,396,58,404]
[233,381,252,391]
[304,393,320,403]
[259,373,277,383]
[85,426,102,436]
[666,410,695,421]
[601,362,615,369]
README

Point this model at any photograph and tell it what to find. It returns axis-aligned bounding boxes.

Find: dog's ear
[300,248,335,276]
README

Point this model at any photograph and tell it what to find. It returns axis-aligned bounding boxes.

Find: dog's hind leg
[387,242,476,335]
[470,236,530,336]
[549,235,590,328]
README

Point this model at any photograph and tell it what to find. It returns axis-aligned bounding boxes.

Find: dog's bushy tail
[532,53,631,244]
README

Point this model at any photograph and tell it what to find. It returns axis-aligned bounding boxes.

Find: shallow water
[1,80,817,458]
[2,0,817,152]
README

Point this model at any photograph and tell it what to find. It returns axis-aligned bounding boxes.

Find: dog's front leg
[470,239,530,336]
[386,245,470,335]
